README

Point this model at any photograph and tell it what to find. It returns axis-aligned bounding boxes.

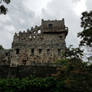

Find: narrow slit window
[16,49,20,54]
[47,49,50,54]
[39,49,42,54]
[6,53,8,56]
[58,49,61,55]
[31,48,34,55]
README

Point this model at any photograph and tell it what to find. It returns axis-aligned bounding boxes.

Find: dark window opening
[6,53,8,56]
[16,49,20,54]
[47,49,50,54]
[22,60,26,65]
[39,49,42,54]
[59,36,62,39]
[31,48,34,55]
[58,49,61,55]
[48,24,53,29]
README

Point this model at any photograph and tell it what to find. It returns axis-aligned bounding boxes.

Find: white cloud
[23,0,52,15]
[86,0,92,11]
[0,0,91,49]
[73,0,87,16]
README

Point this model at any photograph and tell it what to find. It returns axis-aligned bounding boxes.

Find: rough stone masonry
[0,19,68,66]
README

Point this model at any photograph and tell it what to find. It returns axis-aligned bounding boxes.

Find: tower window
[47,49,50,54]
[16,49,20,54]
[58,49,61,55]
[6,53,8,56]
[31,48,34,55]
[39,49,42,54]
[59,36,62,39]
[48,24,53,29]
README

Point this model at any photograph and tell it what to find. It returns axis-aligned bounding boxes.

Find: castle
[0,19,68,66]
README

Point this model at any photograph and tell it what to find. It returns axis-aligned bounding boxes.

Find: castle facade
[0,19,68,66]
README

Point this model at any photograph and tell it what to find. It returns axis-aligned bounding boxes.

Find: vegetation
[0,45,4,50]
[0,0,11,14]
[0,59,92,92]
[0,4,92,92]
[63,45,83,60]
[78,11,92,46]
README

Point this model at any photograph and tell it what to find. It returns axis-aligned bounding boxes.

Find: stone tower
[10,19,68,66]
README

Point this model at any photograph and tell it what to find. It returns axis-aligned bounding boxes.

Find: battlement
[41,19,66,33]
[12,19,68,46]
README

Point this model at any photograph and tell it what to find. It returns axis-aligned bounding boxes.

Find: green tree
[62,45,83,60]
[78,11,92,46]
[0,0,11,14]
[0,45,4,50]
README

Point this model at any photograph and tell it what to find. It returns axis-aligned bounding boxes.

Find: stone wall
[0,64,61,78]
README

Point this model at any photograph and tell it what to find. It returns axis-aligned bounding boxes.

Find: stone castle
[0,19,68,66]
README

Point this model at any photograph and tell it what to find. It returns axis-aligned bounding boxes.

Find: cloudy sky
[0,0,91,49]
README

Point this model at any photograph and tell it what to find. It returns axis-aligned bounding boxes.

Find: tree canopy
[0,0,11,14]
[78,11,92,47]
[62,45,83,60]
[0,45,4,50]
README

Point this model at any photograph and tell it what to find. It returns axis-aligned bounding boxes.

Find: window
[47,49,50,54]
[6,53,8,56]
[59,36,62,39]
[16,49,20,54]
[48,24,53,29]
[31,48,34,55]
[39,49,42,54]
[22,60,26,65]
[58,49,61,55]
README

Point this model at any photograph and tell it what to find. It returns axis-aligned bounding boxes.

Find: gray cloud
[0,0,91,49]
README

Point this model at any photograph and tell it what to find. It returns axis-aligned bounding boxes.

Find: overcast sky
[0,0,91,49]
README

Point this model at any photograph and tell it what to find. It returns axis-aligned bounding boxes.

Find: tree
[62,45,83,60]
[0,0,11,14]
[78,11,92,47]
[0,45,4,50]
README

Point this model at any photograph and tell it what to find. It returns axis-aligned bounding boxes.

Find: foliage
[0,59,92,92]
[78,11,92,46]
[0,77,56,92]
[0,45,4,50]
[53,59,92,92]
[0,0,11,14]
[62,45,83,60]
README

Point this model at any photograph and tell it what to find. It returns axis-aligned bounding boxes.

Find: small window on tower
[31,48,34,55]
[47,49,50,54]
[16,49,20,54]
[59,36,62,39]
[39,49,42,54]
[6,53,8,56]
[58,49,61,55]
[48,24,53,29]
